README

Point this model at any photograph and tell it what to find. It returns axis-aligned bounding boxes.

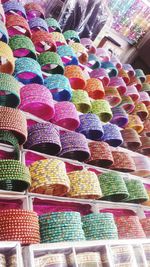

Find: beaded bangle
[118,69,130,84]
[29,158,70,195]
[51,101,80,131]
[24,3,45,20]
[31,30,56,53]
[119,95,135,114]
[64,65,86,89]
[102,123,123,147]
[87,54,101,70]
[140,136,150,155]
[98,171,129,202]
[96,48,110,62]
[142,83,150,95]
[0,41,15,74]
[111,151,136,172]
[51,32,66,46]
[38,51,64,74]
[57,45,78,66]
[122,64,135,77]
[0,73,20,108]
[3,0,26,18]
[125,85,140,102]
[135,69,146,83]
[101,61,118,77]
[19,84,54,121]
[91,99,112,122]
[139,91,150,106]
[44,74,72,101]
[0,160,31,191]
[85,78,105,99]
[29,17,48,32]
[90,68,110,86]
[0,131,20,160]
[9,35,36,59]
[63,30,80,43]
[70,42,88,64]
[25,122,61,155]
[71,90,91,113]
[124,179,148,203]
[133,103,148,121]
[127,114,144,133]
[105,86,122,107]
[0,20,8,43]
[129,76,142,91]
[109,77,127,95]
[6,14,31,37]
[14,57,43,85]
[80,38,96,54]
[111,55,122,70]
[0,106,27,144]
[121,128,142,150]
[87,141,114,167]
[67,170,102,199]
[46,17,61,32]
[59,131,90,162]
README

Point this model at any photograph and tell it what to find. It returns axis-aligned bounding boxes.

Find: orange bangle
[85,78,105,99]
[0,41,15,74]
[6,14,31,38]
[145,75,150,83]
[70,43,88,64]
[127,114,144,133]
[118,69,130,85]
[64,65,86,90]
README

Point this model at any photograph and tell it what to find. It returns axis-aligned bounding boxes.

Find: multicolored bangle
[122,64,135,77]
[3,0,26,18]
[0,20,9,43]
[127,114,144,133]
[29,17,48,32]
[0,73,20,108]
[31,30,56,53]
[0,131,20,160]
[134,103,148,121]
[44,74,72,101]
[125,85,140,102]
[45,17,61,32]
[87,54,101,70]
[119,95,135,114]
[64,65,86,89]
[24,3,45,20]
[6,14,31,37]
[111,151,136,172]
[80,38,96,54]
[38,51,64,74]
[102,123,123,147]
[9,35,36,59]
[0,41,15,74]
[139,91,150,106]
[124,179,148,203]
[71,90,91,113]
[14,57,43,85]
[85,78,105,99]
[121,128,142,150]
[19,83,55,121]
[105,86,122,107]
[59,131,90,162]
[51,32,66,46]
[91,99,112,122]
[63,30,80,43]
[118,69,130,85]
[29,158,70,195]
[101,61,118,77]
[51,101,80,131]
[110,107,128,128]
[90,68,110,86]
[57,45,78,66]
[135,69,146,83]
[109,77,127,95]
[0,106,27,145]
[25,122,61,155]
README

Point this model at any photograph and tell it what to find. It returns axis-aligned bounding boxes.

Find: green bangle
[0,73,20,108]
[38,51,64,74]
[123,179,149,203]
[0,160,31,192]
[63,30,80,43]
[45,17,61,32]
[0,131,20,160]
[142,83,150,93]
[91,100,112,122]
[9,35,36,59]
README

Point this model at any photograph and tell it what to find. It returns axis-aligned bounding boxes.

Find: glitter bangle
[3,0,26,18]
[80,38,96,54]
[9,35,36,59]
[140,136,150,155]
[63,30,80,43]
[85,78,105,99]
[110,107,128,128]
[101,61,118,77]
[0,20,9,43]
[71,90,91,113]
[87,54,101,70]
[0,131,20,160]
[46,17,61,32]
[102,123,123,147]
[119,95,135,114]
[111,55,122,70]
[0,41,15,74]
[111,151,136,172]
[29,17,48,32]
[51,32,66,46]
[31,30,56,53]
[122,64,135,77]
[127,114,144,133]
[57,45,78,66]
[124,179,148,203]
[135,69,146,83]
[38,51,64,74]
[71,42,88,64]
[90,68,110,86]
[121,128,142,150]
[129,76,142,91]
[142,83,150,94]
[105,86,122,107]
[96,48,110,62]
[6,14,31,37]
[64,65,86,89]
[109,77,127,95]
[118,69,130,84]
[133,103,148,121]
[24,2,45,19]
[125,85,140,102]
[91,100,112,122]
[139,91,150,106]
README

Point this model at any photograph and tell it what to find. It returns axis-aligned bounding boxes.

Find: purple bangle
[59,131,90,162]
[109,77,127,95]
[29,18,48,32]
[24,122,61,155]
[102,123,123,147]
[90,68,110,86]
[96,48,110,62]
[122,64,135,77]
[76,113,104,140]
[3,0,27,18]
[80,38,97,54]
[110,107,129,128]
[139,92,150,106]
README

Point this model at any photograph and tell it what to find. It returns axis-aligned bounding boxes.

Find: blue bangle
[87,54,101,70]
[57,45,78,66]
[14,57,44,85]
[63,30,80,43]
[29,18,48,32]
[101,62,118,77]
[3,0,27,18]
[0,21,9,44]
[44,74,72,101]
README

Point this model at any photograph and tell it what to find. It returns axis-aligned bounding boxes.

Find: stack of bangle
[129,76,142,91]
[57,45,78,66]
[118,69,130,85]
[135,69,146,83]
[3,0,26,18]
[29,17,48,32]
[25,122,61,155]
[0,209,40,244]
[140,218,150,238]
[142,83,150,95]
[0,41,15,74]
[122,64,135,77]
[125,85,140,102]
[80,38,97,54]
[124,179,148,203]
[0,106,27,145]
[121,128,142,150]
[140,136,150,155]
[127,114,144,133]
[111,107,129,127]
[70,43,88,64]
[24,3,45,20]
[109,77,127,95]
[105,86,122,107]
[101,61,118,77]
[111,151,136,172]
[64,65,86,89]
[74,252,103,267]
[71,90,91,113]
[34,253,68,267]
[87,54,101,70]
[38,51,64,74]
[9,35,36,59]
[85,78,105,99]
[29,158,70,196]
[119,95,135,114]
[139,91,150,106]
[111,55,122,70]
[96,48,110,62]
[90,68,110,86]
[63,30,80,43]
[46,17,61,33]
[51,32,66,46]
[6,14,31,37]
[133,155,150,177]
[91,100,112,123]
[102,123,123,147]
[0,131,20,160]
[0,20,9,43]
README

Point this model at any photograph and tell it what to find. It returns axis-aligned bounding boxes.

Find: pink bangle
[109,77,127,95]
[122,64,135,77]
[129,76,142,91]
[19,84,55,121]
[132,155,150,177]
[111,55,122,70]
[125,85,140,102]
[80,38,97,54]
[139,92,150,106]
[96,48,110,62]
[90,68,110,86]
[51,101,80,131]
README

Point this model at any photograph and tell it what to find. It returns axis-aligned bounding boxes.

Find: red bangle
[6,14,31,37]
[31,30,56,53]
[64,65,87,90]
[110,151,136,172]
[85,78,105,99]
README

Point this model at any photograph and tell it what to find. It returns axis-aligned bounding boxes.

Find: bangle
[59,131,90,162]
[141,218,150,237]
[29,17,48,32]
[87,141,114,167]
[135,69,146,83]
[124,179,148,203]
[44,74,72,101]
[143,119,150,137]
[0,160,31,191]
[64,65,86,89]
[146,75,150,83]
[139,91,150,106]
[91,99,112,123]
[3,0,26,18]
[67,170,102,199]
[38,51,64,74]
[0,73,20,108]
[129,76,142,91]
[29,158,70,196]
[9,35,36,59]
[45,17,61,33]
[70,43,88,64]
[90,68,110,86]
[51,32,66,46]
[140,136,150,155]
[0,41,15,74]
[57,45,78,66]
[121,128,142,150]
[122,64,135,77]
[127,114,144,133]
[142,83,150,94]
[111,151,136,172]
[133,155,150,177]
[125,85,140,102]
[25,122,61,155]
[101,61,118,77]
[63,30,80,43]
[71,90,91,113]
[76,113,104,140]
[109,77,127,95]
[85,78,105,99]
[87,54,101,70]
[0,20,9,43]
[110,107,128,128]
[118,69,130,84]
[98,171,129,202]
[134,103,148,121]
[51,101,80,131]
[119,95,135,114]
[14,57,43,85]
[80,38,96,54]
[102,123,123,147]
[24,3,45,20]
[110,55,122,70]
[6,14,31,37]
[19,84,55,121]
[31,30,56,53]
[35,254,68,266]
[105,86,122,107]
[96,48,110,62]
[0,131,20,160]
[0,106,27,145]
[142,184,150,206]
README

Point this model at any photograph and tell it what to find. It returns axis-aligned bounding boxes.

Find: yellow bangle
[0,41,15,74]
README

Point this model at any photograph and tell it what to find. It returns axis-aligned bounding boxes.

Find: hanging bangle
[46,17,61,33]
[38,51,64,74]
[9,35,36,59]
[6,14,31,37]
[31,30,56,53]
